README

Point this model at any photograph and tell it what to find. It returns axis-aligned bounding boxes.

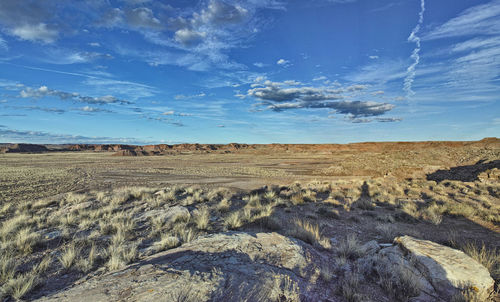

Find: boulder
[394,236,495,300]
[36,232,326,302]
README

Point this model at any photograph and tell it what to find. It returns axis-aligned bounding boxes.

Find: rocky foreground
[37,233,494,302]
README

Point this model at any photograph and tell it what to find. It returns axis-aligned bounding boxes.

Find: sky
[0,0,499,144]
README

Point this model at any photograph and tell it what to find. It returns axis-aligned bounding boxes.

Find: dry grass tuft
[225,211,243,230]
[194,206,210,230]
[155,235,180,252]
[336,234,365,260]
[289,219,331,249]
[3,272,38,300]
[339,272,364,302]
[462,242,500,281]
[59,244,77,269]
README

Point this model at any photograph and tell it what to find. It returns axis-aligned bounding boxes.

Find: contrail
[404,0,425,98]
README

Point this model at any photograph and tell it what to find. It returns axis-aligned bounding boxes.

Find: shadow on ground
[426,160,500,182]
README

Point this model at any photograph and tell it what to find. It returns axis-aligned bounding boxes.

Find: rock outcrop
[36,232,326,302]
[394,236,495,300]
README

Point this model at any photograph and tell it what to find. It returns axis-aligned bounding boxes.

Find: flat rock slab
[36,232,326,302]
[394,236,494,299]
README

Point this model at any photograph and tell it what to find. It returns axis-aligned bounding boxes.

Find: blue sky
[0,0,498,144]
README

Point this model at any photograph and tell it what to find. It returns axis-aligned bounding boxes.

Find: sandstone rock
[395,236,495,300]
[37,232,327,302]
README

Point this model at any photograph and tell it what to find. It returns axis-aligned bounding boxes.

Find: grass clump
[0,254,17,283]
[338,272,364,302]
[59,244,77,269]
[106,243,137,271]
[3,272,38,300]
[155,235,180,252]
[225,211,243,230]
[194,206,210,230]
[462,242,500,281]
[289,219,330,249]
[336,234,365,260]
[14,227,41,254]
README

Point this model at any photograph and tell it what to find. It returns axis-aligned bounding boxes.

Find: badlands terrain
[0,138,499,301]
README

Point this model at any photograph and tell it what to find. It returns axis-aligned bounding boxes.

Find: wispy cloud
[404,0,425,98]
[0,35,7,50]
[423,0,500,40]
[0,126,152,144]
[19,85,132,105]
[174,92,206,100]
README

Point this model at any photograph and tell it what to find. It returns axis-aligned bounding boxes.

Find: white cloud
[174,29,207,47]
[78,106,112,113]
[369,55,379,59]
[424,0,500,40]
[246,79,395,120]
[253,62,266,68]
[276,58,290,66]
[125,7,162,29]
[313,76,327,81]
[10,23,58,43]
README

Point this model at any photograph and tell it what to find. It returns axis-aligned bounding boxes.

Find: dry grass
[0,254,16,283]
[217,198,231,213]
[155,235,180,252]
[339,272,364,302]
[14,227,41,254]
[2,272,38,300]
[194,206,210,230]
[59,244,77,269]
[106,243,137,271]
[336,234,365,260]
[462,242,500,281]
[289,219,331,249]
[225,211,243,229]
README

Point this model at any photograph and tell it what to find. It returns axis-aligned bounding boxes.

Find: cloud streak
[404,0,425,98]
[0,126,152,144]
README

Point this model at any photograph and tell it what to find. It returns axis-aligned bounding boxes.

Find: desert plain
[0,139,499,301]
